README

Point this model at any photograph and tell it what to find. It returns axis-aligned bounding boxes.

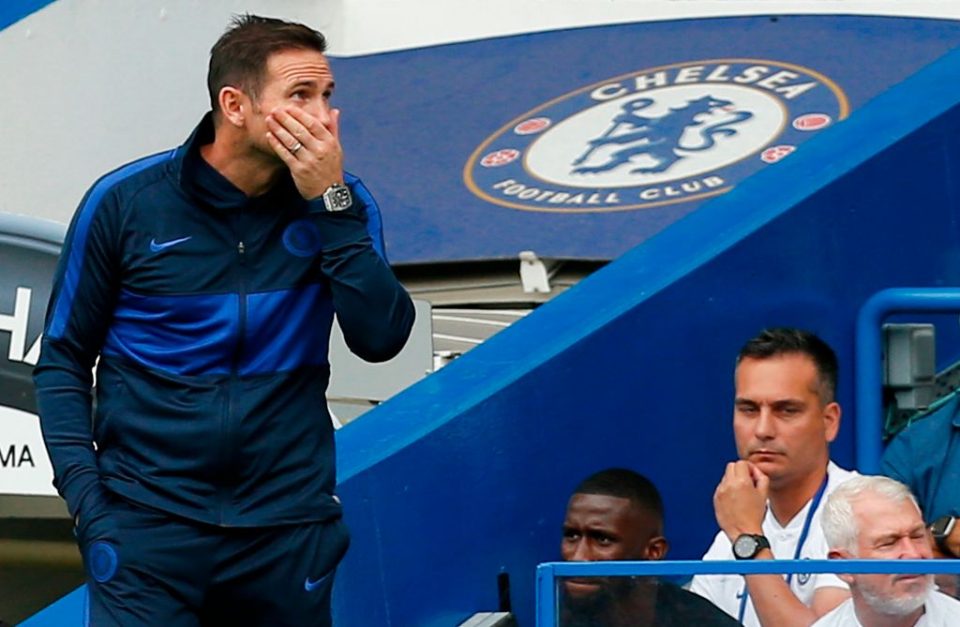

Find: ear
[823,401,841,443]
[828,548,855,584]
[644,536,669,561]
[218,86,247,128]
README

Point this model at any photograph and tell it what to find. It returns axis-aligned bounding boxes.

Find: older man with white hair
[814,475,960,626]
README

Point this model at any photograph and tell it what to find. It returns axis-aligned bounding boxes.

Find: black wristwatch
[733,534,771,560]
[931,515,957,556]
[321,183,353,212]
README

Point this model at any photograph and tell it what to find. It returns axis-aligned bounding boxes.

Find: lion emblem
[572,95,753,175]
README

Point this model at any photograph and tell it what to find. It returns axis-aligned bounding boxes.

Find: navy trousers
[80,497,350,626]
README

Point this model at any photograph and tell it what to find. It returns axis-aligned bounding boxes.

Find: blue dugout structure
[331,44,960,627]
[22,27,960,627]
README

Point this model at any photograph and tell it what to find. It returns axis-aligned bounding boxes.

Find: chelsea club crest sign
[464,59,849,213]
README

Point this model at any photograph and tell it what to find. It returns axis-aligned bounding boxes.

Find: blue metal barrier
[855,288,960,474]
[536,559,960,626]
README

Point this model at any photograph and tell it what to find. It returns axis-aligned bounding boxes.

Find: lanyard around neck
[737,471,831,624]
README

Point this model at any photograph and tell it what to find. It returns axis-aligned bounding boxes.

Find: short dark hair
[207,14,327,113]
[737,327,839,403]
[574,468,664,523]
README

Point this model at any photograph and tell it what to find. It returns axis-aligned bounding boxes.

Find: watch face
[734,535,758,559]
[324,184,353,211]
[332,187,350,206]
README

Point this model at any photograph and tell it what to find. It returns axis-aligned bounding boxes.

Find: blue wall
[0,0,57,31]
[332,45,960,626]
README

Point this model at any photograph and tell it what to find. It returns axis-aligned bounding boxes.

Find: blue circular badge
[88,541,119,583]
[283,220,323,258]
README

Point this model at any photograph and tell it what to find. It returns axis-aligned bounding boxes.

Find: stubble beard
[858,576,933,617]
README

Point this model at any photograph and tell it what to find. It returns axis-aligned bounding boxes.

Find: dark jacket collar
[176,112,304,211]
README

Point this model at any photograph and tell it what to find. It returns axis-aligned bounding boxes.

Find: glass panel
[556,574,732,627]
[935,573,960,600]
[553,569,960,627]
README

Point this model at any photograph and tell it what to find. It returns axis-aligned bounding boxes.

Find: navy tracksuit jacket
[33,114,415,545]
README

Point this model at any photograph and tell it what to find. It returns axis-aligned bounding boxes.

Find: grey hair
[821,475,920,553]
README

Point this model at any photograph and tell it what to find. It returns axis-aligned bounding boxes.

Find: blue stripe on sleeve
[47,150,176,340]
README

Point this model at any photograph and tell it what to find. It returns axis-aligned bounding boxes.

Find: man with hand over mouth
[34,14,414,626]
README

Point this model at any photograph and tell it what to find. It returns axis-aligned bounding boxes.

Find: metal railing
[855,287,960,473]
[536,558,960,626]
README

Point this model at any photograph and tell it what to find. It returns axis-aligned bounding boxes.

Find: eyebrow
[585,529,619,541]
[873,532,909,545]
[288,79,335,91]
[771,399,805,408]
[734,397,806,406]
[569,523,619,536]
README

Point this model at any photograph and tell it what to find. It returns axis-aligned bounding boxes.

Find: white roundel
[524,84,786,189]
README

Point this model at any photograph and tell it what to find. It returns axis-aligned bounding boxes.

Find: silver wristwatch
[321,183,353,212]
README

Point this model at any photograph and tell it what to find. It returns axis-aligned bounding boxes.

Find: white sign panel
[0,404,55,496]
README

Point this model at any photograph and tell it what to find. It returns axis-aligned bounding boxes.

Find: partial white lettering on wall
[0,286,42,365]
[0,405,55,496]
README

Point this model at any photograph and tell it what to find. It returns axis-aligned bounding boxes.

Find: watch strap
[932,515,957,556]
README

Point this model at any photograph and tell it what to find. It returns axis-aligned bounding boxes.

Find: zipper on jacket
[218,212,249,525]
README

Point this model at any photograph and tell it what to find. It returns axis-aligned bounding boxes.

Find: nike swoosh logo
[304,571,334,592]
[149,236,192,252]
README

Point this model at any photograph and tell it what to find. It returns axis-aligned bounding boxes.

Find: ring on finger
[290,141,303,155]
